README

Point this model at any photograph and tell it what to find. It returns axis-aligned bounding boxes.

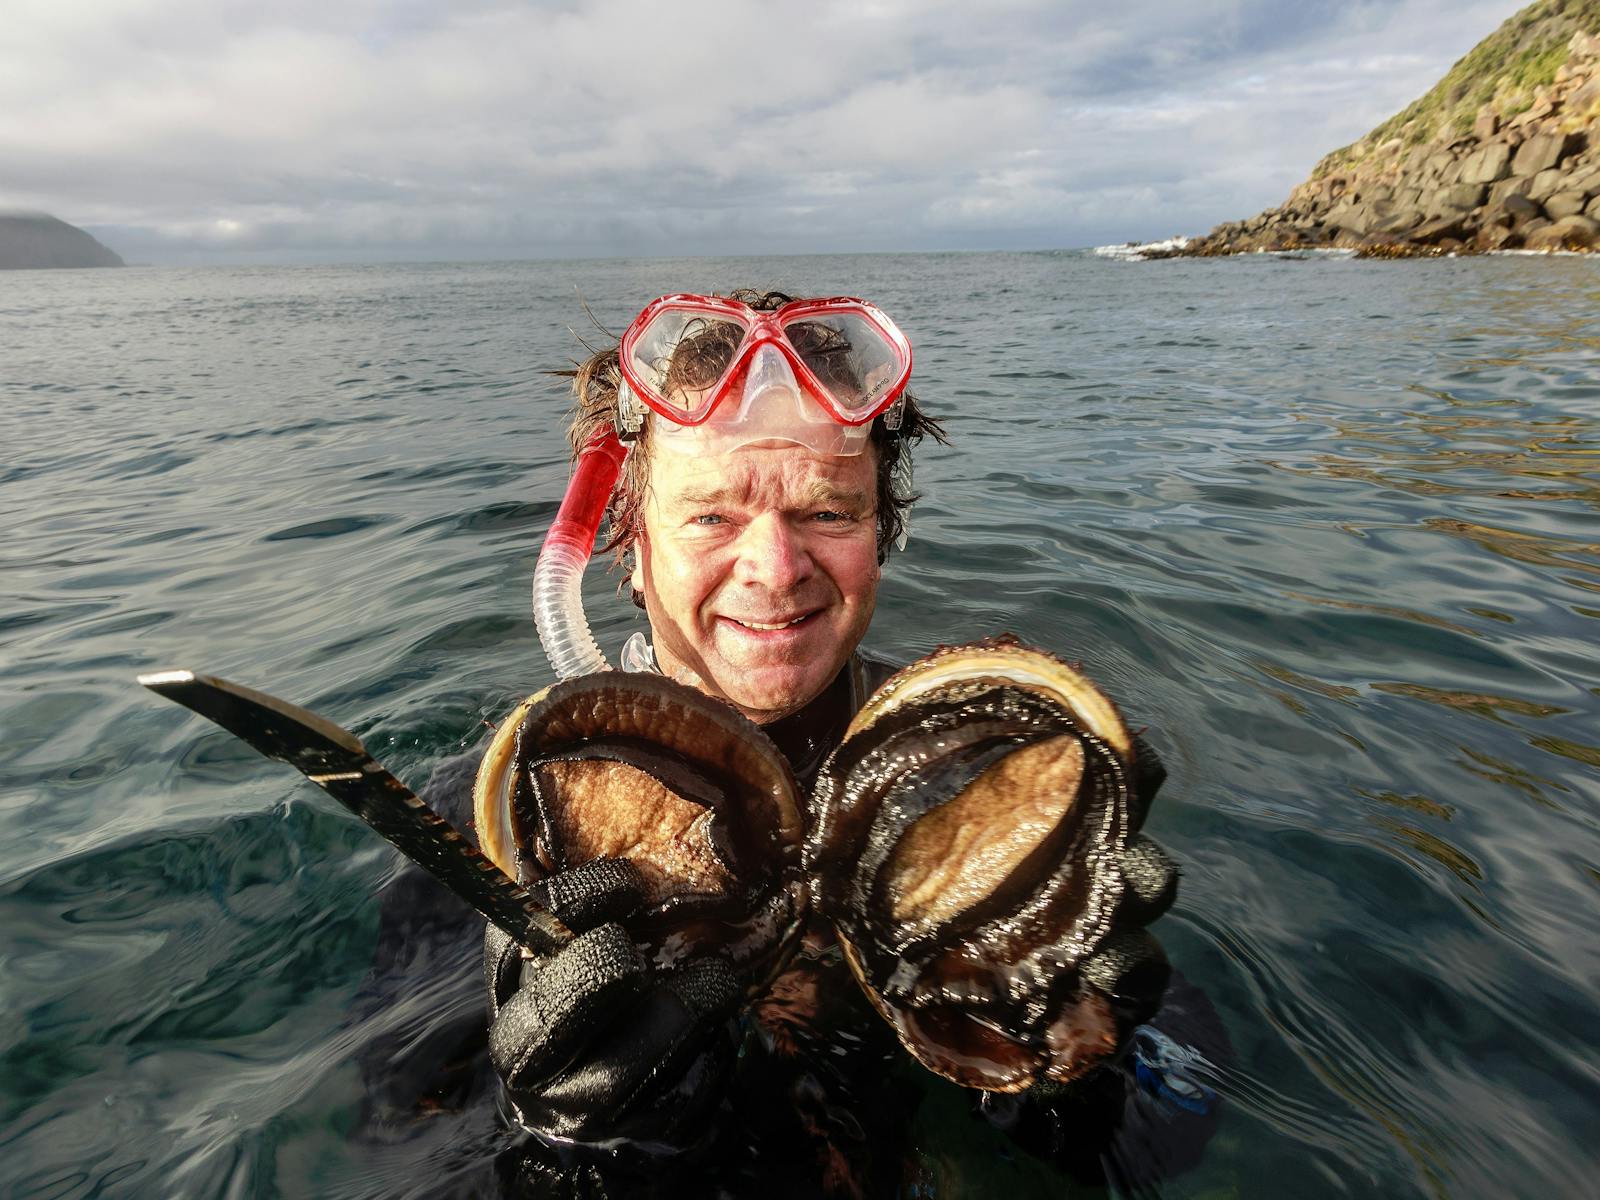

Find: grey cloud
[0,0,1526,261]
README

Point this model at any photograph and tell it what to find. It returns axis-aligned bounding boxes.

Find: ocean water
[2,252,1597,1198]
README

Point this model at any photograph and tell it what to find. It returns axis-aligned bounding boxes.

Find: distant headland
[1166,0,1600,257]
[0,213,125,269]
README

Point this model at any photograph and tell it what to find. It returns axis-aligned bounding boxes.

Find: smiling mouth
[727,612,816,631]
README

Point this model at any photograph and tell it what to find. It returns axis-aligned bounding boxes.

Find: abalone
[474,672,807,985]
[805,636,1175,1092]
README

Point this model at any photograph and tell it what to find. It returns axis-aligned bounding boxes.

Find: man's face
[632,437,881,725]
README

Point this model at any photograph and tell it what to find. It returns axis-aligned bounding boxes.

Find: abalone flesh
[805,636,1175,1092]
[474,672,807,985]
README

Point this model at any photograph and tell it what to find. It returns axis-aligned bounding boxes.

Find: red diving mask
[617,294,913,456]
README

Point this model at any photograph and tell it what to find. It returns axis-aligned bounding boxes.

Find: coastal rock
[1174,1,1600,258]
[1460,143,1513,184]
[1512,131,1582,176]
[1438,183,1489,212]
[1527,167,1568,199]
[1524,213,1600,249]
[1412,214,1470,242]
[1545,190,1590,217]
[1326,203,1372,234]
[1373,207,1425,234]
[1500,194,1545,222]
[1473,223,1523,251]
[1570,75,1600,113]
[1489,178,1530,206]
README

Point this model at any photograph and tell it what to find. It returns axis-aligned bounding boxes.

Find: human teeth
[736,616,807,630]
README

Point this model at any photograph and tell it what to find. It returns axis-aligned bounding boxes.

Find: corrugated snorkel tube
[531,429,627,679]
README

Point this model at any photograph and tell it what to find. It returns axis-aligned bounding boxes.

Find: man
[486,291,938,1186]
[384,290,1218,1196]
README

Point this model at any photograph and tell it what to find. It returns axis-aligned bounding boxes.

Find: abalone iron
[138,670,571,955]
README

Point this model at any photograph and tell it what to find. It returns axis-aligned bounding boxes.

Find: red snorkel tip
[532,429,627,678]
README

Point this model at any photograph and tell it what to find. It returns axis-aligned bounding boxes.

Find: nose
[734,512,814,592]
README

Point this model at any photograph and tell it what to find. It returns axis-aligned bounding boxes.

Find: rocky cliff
[0,213,125,269]
[1179,0,1600,256]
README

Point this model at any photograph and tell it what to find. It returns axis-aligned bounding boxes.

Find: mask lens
[625,308,748,422]
[783,310,905,420]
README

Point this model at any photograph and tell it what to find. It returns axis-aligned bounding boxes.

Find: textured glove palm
[484,858,741,1148]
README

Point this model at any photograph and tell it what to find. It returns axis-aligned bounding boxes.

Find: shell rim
[844,637,1133,762]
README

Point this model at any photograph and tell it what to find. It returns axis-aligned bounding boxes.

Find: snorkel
[531,427,626,678]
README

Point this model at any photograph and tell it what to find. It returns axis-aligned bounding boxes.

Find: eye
[812,510,851,523]
[692,513,725,526]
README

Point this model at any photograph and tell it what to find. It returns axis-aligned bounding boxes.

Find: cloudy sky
[4,0,1520,263]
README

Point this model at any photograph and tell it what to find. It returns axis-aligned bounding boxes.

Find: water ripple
[1,254,1598,1197]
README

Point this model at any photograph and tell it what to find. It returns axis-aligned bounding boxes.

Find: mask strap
[892,449,914,553]
[881,392,906,433]
[615,379,646,441]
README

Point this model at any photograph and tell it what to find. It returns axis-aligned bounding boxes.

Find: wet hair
[561,288,947,567]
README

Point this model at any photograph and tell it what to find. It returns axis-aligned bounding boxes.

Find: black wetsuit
[351,654,1227,1198]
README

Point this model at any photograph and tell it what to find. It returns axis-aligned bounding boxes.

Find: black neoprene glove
[1069,731,1179,1032]
[967,733,1195,1185]
[484,857,743,1150]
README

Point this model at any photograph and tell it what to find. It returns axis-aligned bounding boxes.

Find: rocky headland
[1173,0,1600,257]
[0,213,125,269]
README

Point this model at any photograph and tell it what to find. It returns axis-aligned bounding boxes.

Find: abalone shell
[805,636,1174,1092]
[474,672,807,985]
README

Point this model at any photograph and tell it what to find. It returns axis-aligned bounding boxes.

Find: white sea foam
[1092,236,1189,261]
[1262,247,1356,259]
[1489,248,1597,258]
[1093,238,1368,262]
